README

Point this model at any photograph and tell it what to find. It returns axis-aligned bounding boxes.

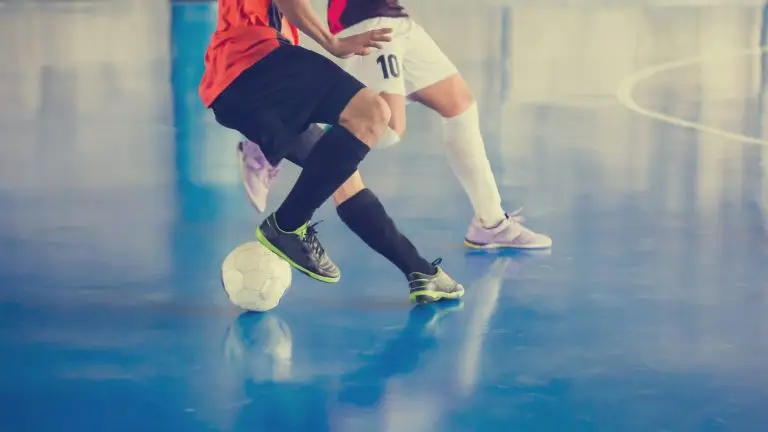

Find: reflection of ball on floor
[223,312,293,382]
[221,242,292,312]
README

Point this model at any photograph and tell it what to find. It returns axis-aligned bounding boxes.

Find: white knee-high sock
[378,126,401,149]
[442,102,506,227]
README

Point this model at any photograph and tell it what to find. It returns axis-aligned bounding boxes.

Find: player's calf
[261,89,391,283]
[336,187,464,304]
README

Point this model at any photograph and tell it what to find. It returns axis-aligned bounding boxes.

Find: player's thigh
[210,68,302,163]
[265,44,381,129]
[211,45,344,161]
[213,105,297,165]
[402,22,460,97]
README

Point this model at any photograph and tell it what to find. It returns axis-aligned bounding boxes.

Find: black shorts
[210,44,365,165]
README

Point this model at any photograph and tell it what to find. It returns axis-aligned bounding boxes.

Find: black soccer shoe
[255,213,340,283]
[407,258,464,304]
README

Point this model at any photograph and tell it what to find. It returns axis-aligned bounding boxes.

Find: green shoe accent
[256,226,341,283]
[409,288,464,304]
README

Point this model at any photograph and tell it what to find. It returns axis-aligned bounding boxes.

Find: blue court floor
[2,1,768,430]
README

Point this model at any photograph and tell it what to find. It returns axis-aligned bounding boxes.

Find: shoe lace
[507,211,525,224]
[266,165,280,181]
[431,258,442,267]
[296,221,325,258]
[242,140,280,178]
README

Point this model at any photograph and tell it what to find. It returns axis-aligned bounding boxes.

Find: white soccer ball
[221,242,292,312]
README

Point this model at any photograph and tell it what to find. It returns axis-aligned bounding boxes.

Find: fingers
[367,28,392,42]
[342,27,393,57]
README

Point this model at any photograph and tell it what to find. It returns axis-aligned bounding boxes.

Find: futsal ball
[221,242,292,312]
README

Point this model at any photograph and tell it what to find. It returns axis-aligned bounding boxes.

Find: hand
[325,28,393,58]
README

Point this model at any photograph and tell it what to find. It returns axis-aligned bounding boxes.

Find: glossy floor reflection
[1,1,768,430]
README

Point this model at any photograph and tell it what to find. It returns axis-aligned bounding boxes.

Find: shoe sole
[237,146,267,213]
[464,239,553,250]
[409,287,465,304]
[255,227,341,284]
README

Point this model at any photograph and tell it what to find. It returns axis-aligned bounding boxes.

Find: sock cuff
[442,101,478,124]
[337,188,378,219]
[323,125,371,160]
[378,126,402,149]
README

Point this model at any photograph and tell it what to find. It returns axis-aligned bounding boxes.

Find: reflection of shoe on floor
[470,248,553,282]
[336,301,464,408]
[409,300,465,336]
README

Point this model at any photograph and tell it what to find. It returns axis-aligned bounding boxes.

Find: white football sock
[378,126,401,149]
[442,102,506,227]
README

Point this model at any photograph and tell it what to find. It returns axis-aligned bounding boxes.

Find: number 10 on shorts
[376,54,400,79]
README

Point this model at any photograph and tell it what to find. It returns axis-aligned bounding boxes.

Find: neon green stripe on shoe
[409,289,464,303]
[255,227,340,283]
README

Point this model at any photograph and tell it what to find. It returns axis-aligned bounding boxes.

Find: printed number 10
[376,54,400,79]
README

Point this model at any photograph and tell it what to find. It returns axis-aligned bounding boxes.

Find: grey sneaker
[407,258,465,304]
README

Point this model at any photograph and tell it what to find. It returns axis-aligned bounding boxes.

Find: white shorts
[332,17,459,96]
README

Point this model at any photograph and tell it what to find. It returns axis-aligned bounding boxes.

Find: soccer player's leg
[327,25,463,301]
[333,18,408,148]
[333,171,464,303]
[235,124,323,213]
[404,23,552,249]
[239,130,464,302]
[213,45,390,283]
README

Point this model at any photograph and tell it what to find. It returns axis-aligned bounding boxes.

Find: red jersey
[199,0,300,108]
[328,0,408,35]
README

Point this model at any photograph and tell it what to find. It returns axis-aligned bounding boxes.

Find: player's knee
[371,95,392,135]
[366,93,392,141]
[339,88,391,147]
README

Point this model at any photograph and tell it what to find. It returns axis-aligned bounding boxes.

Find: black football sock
[337,188,435,276]
[274,126,369,232]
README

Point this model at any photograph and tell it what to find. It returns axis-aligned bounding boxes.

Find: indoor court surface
[2,0,768,430]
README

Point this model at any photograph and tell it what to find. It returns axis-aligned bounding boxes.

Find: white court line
[615,45,768,147]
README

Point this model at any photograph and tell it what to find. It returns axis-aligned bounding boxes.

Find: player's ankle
[479,215,506,230]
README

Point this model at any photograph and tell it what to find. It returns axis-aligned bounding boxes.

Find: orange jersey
[199,0,300,107]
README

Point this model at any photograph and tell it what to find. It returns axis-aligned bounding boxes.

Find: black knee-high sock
[337,188,435,276]
[275,126,369,231]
